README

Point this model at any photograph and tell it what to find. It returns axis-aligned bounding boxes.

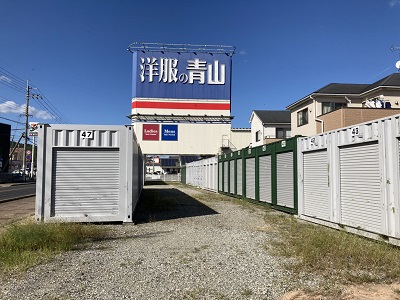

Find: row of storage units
[35,124,144,223]
[297,114,400,246]
[181,156,218,192]
[218,137,299,214]
[182,113,400,246]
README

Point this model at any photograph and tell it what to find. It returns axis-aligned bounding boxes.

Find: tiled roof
[315,83,369,94]
[287,73,400,110]
[363,73,400,92]
[253,110,291,124]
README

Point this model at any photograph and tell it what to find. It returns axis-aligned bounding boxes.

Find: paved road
[0,182,36,203]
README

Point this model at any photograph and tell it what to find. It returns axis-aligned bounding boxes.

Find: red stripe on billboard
[132,101,230,110]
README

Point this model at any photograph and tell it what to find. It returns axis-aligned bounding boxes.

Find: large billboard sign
[132,51,232,100]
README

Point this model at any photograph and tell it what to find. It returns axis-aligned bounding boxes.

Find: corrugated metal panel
[51,148,120,217]
[229,160,235,194]
[303,150,329,219]
[276,151,294,208]
[237,158,243,195]
[259,155,272,203]
[53,129,120,147]
[340,142,382,233]
[246,158,256,199]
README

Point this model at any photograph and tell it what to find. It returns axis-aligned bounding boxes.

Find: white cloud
[0,100,54,120]
[390,0,400,7]
[0,75,12,83]
[239,50,247,55]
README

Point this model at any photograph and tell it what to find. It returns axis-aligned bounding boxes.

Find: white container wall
[35,124,143,223]
[185,156,218,192]
[297,114,400,245]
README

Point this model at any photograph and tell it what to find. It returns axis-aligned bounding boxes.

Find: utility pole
[22,80,30,181]
[22,80,41,181]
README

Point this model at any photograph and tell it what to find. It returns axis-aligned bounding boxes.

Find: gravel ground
[0,183,299,300]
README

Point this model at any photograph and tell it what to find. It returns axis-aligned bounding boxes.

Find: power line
[0,66,26,85]
[36,88,71,123]
[0,67,26,93]
[0,78,26,93]
[0,116,24,125]
[0,95,24,108]
[0,65,71,124]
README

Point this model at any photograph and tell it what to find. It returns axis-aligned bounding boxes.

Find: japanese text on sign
[140,57,225,85]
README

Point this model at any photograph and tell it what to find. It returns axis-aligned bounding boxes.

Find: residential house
[286,73,400,136]
[249,110,291,147]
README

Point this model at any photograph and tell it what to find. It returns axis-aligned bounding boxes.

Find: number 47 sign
[80,131,94,139]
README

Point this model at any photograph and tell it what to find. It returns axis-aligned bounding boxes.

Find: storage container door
[236,158,243,196]
[207,164,211,189]
[51,148,120,218]
[229,160,235,194]
[259,155,272,203]
[276,151,294,208]
[246,158,256,199]
[213,163,217,191]
[218,162,223,192]
[303,150,329,220]
[340,142,382,233]
[223,161,228,192]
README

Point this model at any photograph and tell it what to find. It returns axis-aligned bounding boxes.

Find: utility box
[35,124,142,223]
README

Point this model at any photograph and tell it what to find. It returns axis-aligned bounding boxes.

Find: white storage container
[297,114,400,245]
[35,124,142,223]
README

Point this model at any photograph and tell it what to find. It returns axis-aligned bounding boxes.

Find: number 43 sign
[80,131,94,139]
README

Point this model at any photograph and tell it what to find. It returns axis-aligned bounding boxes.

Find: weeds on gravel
[266,212,400,285]
[0,221,108,273]
[183,288,227,300]
[240,287,253,296]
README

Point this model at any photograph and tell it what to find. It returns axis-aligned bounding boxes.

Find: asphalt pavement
[0,182,36,204]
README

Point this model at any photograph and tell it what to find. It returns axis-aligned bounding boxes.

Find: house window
[276,128,291,139]
[322,102,346,114]
[297,108,308,127]
[255,130,261,142]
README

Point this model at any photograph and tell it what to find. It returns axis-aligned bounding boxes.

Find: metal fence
[145,174,181,182]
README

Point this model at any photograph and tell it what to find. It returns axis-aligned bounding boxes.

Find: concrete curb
[0,194,36,204]
[0,182,36,188]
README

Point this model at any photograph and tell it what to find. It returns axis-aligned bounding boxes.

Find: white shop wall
[135,122,231,155]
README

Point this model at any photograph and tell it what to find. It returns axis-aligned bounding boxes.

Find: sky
[1,0,400,139]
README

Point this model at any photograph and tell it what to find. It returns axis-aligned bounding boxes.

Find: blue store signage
[132,51,232,100]
[162,125,178,141]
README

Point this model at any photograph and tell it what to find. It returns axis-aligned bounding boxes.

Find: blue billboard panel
[132,51,231,100]
[161,125,178,141]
